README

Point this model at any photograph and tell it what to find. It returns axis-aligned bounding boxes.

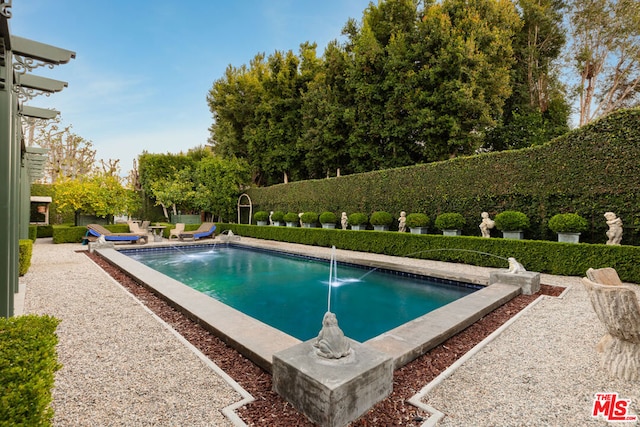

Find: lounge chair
[128,221,150,236]
[87,223,148,244]
[169,223,185,240]
[179,222,216,241]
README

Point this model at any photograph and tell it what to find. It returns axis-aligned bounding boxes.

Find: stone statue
[398,211,406,233]
[341,212,348,230]
[479,212,495,238]
[507,257,526,274]
[314,312,351,359]
[583,267,640,380]
[299,212,304,227]
[604,212,623,245]
[269,211,274,226]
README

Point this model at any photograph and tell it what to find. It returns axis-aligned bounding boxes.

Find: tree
[53,174,137,223]
[485,0,570,151]
[192,155,249,222]
[34,124,96,183]
[569,0,640,125]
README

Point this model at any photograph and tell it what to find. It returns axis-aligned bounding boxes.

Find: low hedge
[36,225,54,238]
[215,223,640,283]
[19,239,33,276]
[0,315,61,426]
[53,224,137,243]
[28,226,37,241]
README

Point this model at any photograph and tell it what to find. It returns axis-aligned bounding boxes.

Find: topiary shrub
[284,212,300,223]
[494,211,530,231]
[319,211,337,225]
[271,211,285,222]
[347,212,369,226]
[406,213,430,228]
[253,211,269,222]
[300,211,319,225]
[435,213,466,230]
[370,211,393,226]
[19,239,33,276]
[548,213,588,233]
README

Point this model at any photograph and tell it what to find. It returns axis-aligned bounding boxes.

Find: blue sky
[10,1,372,175]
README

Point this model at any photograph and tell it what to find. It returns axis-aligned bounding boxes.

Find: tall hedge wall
[246,108,640,245]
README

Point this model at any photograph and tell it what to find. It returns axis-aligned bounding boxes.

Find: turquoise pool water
[124,245,478,342]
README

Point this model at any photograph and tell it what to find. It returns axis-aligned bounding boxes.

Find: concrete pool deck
[19,236,640,426]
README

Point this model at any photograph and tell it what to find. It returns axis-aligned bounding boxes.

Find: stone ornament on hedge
[605,212,623,245]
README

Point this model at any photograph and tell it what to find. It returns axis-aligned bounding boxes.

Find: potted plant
[253,210,269,226]
[406,213,430,234]
[271,210,285,226]
[494,210,530,239]
[370,211,393,231]
[319,211,337,229]
[548,213,588,243]
[347,213,368,230]
[435,213,466,236]
[300,211,319,228]
[283,212,299,227]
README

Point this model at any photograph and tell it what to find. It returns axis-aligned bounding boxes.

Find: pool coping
[95,240,520,372]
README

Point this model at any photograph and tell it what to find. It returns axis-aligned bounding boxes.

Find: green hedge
[245,108,640,245]
[216,224,640,283]
[18,239,33,276]
[0,315,61,426]
[28,226,37,242]
[52,224,133,244]
[36,225,54,238]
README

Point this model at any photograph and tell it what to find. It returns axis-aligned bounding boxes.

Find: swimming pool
[122,245,479,342]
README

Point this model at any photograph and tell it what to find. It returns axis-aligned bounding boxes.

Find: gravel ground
[20,237,640,426]
[21,239,243,427]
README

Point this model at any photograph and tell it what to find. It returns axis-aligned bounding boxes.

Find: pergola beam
[11,35,75,65]
[20,105,59,119]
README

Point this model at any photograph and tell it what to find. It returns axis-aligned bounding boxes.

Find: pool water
[124,245,478,342]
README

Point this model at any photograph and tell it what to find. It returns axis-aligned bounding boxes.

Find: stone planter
[286,222,298,227]
[502,230,524,240]
[272,221,284,227]
[321,223,336,229]
[302,223,316,228]
[350,225,366,231]
[442,229,462,236]
[372,225,389,231]
[557,232,581,243]
[409,227,428,234]
[257,221,268,226]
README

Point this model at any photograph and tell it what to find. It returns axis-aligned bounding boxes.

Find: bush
[319,211,337,224]
[548,213,588,233]
[215,222,640,283]
[300,212,319,224]
[494,211,530,231]
[0,315,61,426]
[253,211,269,222]
[370,211,393,226]
[271,211,285,222]
[19,239,33,276]
[36,225,54,238]
[435,213,466,230]
[283,212,300,223]
[406,213,430,228]
[28,226,37,242]
[348,212,368,226]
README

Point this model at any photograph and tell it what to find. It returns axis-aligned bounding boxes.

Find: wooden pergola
[0,2,75,317]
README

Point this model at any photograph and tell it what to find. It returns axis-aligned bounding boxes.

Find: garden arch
[237,193,252,225]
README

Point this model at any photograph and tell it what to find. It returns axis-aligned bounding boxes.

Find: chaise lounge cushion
[179,222,216,240]
[87,224,148,244]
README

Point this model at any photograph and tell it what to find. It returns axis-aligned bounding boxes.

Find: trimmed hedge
[215,223,640,283]
[19,239,33,276]
[245,108,640,245]
[0,315,61,426]
[36,225,54,238]
[28,226,37,242]
[53,224,135,244]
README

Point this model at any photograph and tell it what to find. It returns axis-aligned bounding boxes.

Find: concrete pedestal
[489,270,541,295]
[272,339,393,427]
[88,241,114,253]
